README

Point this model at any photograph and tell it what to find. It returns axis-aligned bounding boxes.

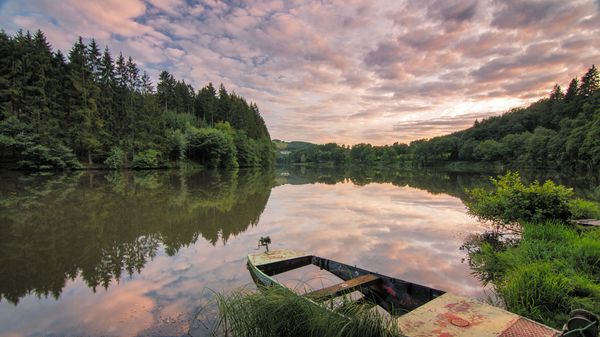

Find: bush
[1,117,82,170]
[132,149,163,169]
[103,147,125,169]
[187,127,238,168]
[165,111,202,131]
[466,171,573,225]
[166,129,188,161]
[466,221,600,328]
[569,198,600,219]
[234,132,260,167]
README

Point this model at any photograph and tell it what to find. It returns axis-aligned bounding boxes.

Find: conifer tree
[67,37,101,163]
[580,65,599,97]
[549,84,564,100]
[564,78,579,102]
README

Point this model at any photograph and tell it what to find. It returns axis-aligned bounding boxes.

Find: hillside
[277,65,599,172]
[410,65,599,170]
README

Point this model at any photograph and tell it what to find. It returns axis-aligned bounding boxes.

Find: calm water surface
[0,168,595,336]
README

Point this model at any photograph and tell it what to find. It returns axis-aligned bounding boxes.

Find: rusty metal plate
[396,293,558,337]
[498,318,560,337]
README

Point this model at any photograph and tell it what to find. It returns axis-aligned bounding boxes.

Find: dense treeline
[279,65,600,171]
[0,29,273,170]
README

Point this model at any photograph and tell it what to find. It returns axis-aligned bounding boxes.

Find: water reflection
[0,169,275,305]
[0,167,597,336]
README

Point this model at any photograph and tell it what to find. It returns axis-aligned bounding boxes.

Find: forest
[0,29,274,170]
[278,65,600,172]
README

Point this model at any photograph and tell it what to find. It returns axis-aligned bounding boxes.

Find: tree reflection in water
[0,169,275,305]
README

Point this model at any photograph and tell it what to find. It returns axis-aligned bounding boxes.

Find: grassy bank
[210,286,402,337]
[465,172,600,328]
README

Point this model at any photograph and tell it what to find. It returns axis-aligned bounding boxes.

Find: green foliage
[234,131,260,167]
[0,169,276,304]
[497,262,573,325]
[103,147,125,169]
[166,129,188,161]
[466,171,573,225]
[210,286,402,337]
[466,222,600,328]
[165,110,201,131]
[275,64,599,171]
[187,127,238,168]
[0,117,82,170]
[569,198,600,219]
[132,149,163,169]
[0,29,273,170]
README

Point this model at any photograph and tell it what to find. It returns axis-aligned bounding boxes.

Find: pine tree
[216,83,230,123]
[564,78,579,102]
[87,39,101,83]
[98,46,116,142]
[195,82,216,126]
[140,71,154,94]
[27,30,55,141]
[0,30,14,118]
[549,84,564,101]
[66,37,101,163]
[580,65,599,97]
[48,50,69,141]
[157,70,175,112]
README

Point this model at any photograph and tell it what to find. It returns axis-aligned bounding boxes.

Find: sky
[1,0,599,145]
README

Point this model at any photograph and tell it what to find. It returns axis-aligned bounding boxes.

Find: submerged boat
[247,247,564,337]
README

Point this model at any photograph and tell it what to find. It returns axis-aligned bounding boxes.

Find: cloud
[1,0,599,145]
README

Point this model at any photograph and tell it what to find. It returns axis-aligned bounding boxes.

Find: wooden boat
[247,248,562,337]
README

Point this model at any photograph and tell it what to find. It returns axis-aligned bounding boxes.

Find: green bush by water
[466,171,574,226]
[465,172,600,328]
[467,214,600,327]
[210,286,402,337]
[132,149,163,169]
[104,147,125,169]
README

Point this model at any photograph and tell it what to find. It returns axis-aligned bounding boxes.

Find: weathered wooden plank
[304,274,380,301]
[573,219,600,227]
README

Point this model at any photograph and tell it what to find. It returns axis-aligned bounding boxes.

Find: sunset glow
[1,0,599,144]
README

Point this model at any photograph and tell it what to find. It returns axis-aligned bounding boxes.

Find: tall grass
[469,222,600,328]
[209,286,403,337]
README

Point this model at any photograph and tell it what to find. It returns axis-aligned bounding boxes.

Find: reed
[209,286,403,337]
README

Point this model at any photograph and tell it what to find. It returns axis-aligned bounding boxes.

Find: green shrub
[165,110,202,131]
[187,127,238,168]
[466,171,573,225]
[166,129,188,161]
[234,132,260,167]
[18,144,82,170]
[103,147,125,169]
[132,149,162,169]
[569,198,600,219]
[466,221,600,328]
[1,117,82,170]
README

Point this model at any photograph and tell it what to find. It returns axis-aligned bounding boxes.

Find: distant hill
[407,64,600,171]
[275,64,600,172]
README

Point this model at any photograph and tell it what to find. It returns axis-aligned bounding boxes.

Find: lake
[0,167,596,336]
